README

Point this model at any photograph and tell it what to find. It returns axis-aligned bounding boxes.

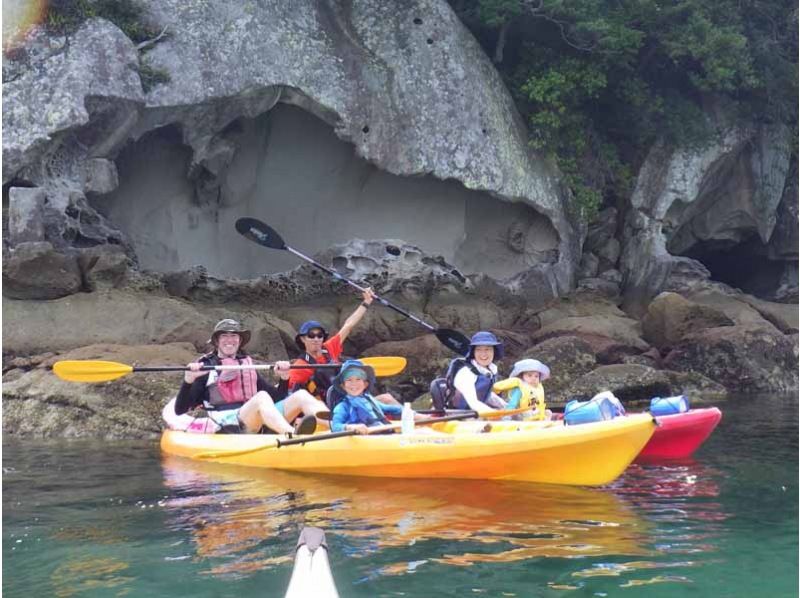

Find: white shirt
[452,360,505,413]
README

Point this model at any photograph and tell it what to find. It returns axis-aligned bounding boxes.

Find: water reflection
[160,457,653,577]
[558,459,730,589]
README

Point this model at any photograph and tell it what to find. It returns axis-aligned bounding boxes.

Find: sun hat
[333,359,375,392]
[209,319,251,348]
[295,320,329,350]
[468,331,504,359]
[509,358,550,381]
[341,367,368,381]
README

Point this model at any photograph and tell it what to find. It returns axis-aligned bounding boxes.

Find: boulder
[2,242,83,299]
[7,187,46,244]
[2,289,295,359]
[3,19,144,184]
[3,343,198,439]
[78,245,130,291]
[564,364,727,405]
[737,295,799,334]
[519,335,597,404]
[685,288,785,333]
[533,315,649,352]
[575,277,621,301]
[642,292,734,349]
[663,325,798,393]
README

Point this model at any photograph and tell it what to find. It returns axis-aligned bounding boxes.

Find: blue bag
[564,397,616,425]
[649,395,690,416]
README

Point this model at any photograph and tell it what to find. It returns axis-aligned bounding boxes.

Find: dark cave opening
[683,236,787,299]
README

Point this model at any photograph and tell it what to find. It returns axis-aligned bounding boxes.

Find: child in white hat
[493,358,551,420]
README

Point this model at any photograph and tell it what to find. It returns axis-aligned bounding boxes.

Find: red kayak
[635,407,722,461]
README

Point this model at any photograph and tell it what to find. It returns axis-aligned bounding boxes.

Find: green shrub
[46,0,159,43]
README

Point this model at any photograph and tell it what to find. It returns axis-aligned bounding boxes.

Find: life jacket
[348,395,390,427]
[429,358,495,410]
[205,356,258,410]
[492,378,547,420]
[294,349,337,399]
[332,394,391,432]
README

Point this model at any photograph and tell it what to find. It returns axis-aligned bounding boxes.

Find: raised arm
[337,287,375,343]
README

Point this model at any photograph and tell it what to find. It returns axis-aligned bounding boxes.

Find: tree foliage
[450,0,798,219]
[46,0,159,43]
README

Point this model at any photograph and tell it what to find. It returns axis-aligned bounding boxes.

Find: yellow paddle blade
[360,356,406,377]
[52,360,134,383]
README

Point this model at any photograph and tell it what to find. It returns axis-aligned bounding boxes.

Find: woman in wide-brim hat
[173,318,327,436]
[446,331,507,415]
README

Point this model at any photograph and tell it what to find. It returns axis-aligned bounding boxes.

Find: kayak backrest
[430,358,476,410]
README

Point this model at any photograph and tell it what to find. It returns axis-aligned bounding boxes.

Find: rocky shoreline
[3,251,796,439]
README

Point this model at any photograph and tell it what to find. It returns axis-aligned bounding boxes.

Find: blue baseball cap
[295,320,328,349]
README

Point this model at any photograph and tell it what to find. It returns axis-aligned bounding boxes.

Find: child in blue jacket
[330,360,404,434]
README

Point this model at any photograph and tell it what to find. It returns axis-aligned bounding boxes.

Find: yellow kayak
[161,413,655,486]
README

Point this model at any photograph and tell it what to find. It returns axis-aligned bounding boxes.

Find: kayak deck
[161,413,656,486]
[636,407,722,460]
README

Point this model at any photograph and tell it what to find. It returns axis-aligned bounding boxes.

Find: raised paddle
[235,217,471,356]
[52,356,407,383]
[193,411,482,459]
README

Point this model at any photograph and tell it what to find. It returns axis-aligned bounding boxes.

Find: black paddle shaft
[275,411,479,447]
[131,364,347,373]
[235,217,470,355]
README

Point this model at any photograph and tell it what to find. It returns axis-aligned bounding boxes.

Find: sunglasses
[304,332,325,340]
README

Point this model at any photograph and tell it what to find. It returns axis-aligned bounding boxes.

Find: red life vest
[294,349,337,400]
[206,356,258,409]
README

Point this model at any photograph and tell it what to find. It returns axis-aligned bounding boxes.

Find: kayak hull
[160,413,656,486]
[636,407,722,461]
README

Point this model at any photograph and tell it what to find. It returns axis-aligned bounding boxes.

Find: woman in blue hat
[450,331,507,414]
[289,288,399,407]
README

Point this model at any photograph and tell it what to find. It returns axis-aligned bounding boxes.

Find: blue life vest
[337,394,389,429]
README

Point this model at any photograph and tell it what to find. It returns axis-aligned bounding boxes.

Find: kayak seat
[326,386,346,411]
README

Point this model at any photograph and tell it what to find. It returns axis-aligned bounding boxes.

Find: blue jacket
[330,394,403,432]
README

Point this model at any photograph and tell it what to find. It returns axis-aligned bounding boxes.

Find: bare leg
[374,392,401,406]
[280,389,330,423]
[238,391,294,434]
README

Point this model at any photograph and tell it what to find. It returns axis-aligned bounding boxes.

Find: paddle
[53,356,407,383]
[193,411,482,459]
[235,217,471,356]
[416,406,534,420]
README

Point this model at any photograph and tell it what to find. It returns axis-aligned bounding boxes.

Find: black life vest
[294,349,338,399]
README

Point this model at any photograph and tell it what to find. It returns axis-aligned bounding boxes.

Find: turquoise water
[3,394,797,597]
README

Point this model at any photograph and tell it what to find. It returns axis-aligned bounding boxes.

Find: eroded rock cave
[92,104,560,280]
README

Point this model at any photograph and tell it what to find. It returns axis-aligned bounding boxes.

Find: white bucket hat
[509,358,550,381]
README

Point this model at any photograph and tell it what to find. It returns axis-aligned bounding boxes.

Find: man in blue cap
[289,288,399,406]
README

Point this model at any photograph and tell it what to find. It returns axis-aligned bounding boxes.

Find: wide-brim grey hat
[510,358,550,380]
[209,318,251,348]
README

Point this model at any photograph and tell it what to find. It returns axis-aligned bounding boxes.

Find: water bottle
[401,401,415,435]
